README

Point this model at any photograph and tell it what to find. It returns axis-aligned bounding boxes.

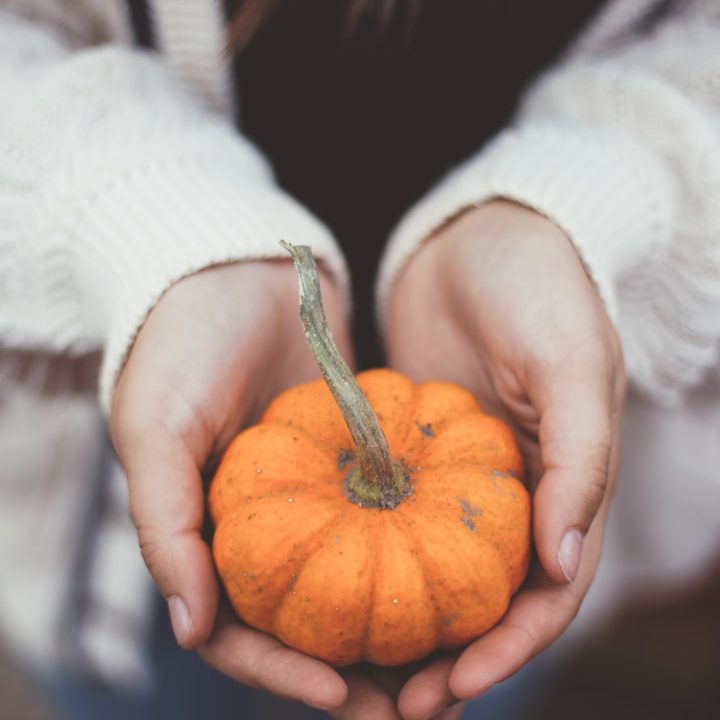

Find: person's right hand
[109,259,361,710]
[384,200,626,719]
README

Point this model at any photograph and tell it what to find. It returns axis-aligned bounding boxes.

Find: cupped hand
[110,257,457,719]
[110,259,358,710]
[385,199,626,719]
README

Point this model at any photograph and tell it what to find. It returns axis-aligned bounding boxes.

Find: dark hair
[227,0,691,54]
[226,0,403,53]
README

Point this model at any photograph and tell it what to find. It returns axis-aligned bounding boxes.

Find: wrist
[397,199,578,307]
[431,198,572,250]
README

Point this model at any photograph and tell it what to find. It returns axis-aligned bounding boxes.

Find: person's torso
[130,0,608,364]
[231,0,606,363]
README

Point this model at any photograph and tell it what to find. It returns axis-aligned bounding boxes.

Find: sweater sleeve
[0,6,348,411]
[377,0,720,404]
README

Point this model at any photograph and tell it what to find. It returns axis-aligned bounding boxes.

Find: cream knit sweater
[1,0,720,407]
[1,0,719,688]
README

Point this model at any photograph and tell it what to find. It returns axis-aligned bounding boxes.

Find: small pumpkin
[209,243,531,667]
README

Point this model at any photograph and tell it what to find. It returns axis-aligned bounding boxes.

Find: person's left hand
[384,199,626,719]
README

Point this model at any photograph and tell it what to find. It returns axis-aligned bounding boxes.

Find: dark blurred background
[3,556,719,719]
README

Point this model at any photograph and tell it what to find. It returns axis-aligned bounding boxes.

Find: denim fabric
[41,599,548,720]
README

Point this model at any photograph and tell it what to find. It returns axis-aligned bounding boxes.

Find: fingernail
[168,595,191,645]
[558,528,583,582]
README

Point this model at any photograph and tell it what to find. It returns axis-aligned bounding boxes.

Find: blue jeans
[42,601,548,720]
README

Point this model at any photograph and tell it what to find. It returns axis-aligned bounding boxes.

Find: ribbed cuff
[377,123,674,330]
[67,154,348,413]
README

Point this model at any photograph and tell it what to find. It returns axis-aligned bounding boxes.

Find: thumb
[531,374,616,585]
[116,425,219,648]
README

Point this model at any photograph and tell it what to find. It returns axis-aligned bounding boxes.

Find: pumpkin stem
[282,241,409,508]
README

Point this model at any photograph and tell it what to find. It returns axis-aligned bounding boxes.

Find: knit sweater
[1,0,720,407]
[2,0,720,689]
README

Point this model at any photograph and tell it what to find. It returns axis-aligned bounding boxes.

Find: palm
[116,261,342,459]
[386,274,542,482]
[111,260,354,709]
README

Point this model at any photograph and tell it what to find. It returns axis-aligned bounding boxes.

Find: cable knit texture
[2,0,719,405]
[379,0,720,403]
[0,1,347,412]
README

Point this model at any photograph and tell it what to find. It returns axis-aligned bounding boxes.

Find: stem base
[345,461,413,509]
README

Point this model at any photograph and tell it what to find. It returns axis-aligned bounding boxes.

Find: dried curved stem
[282,241,406,507]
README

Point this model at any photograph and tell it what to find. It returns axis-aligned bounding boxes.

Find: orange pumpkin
[208,244,531,667]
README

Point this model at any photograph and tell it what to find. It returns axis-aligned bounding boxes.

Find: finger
[530,369,616,584]
[117,426,219,649]
[448,504,608,700]
[449,582,573,699]
[397,656,456,720]
[199,621,348,711]
[332,670,402,720]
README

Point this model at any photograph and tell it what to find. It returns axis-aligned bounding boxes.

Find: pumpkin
[208,243,531,667]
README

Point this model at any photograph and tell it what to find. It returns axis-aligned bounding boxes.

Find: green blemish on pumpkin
[418,422,435,438]
[337,449,355,470]
[460,498,481,532]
